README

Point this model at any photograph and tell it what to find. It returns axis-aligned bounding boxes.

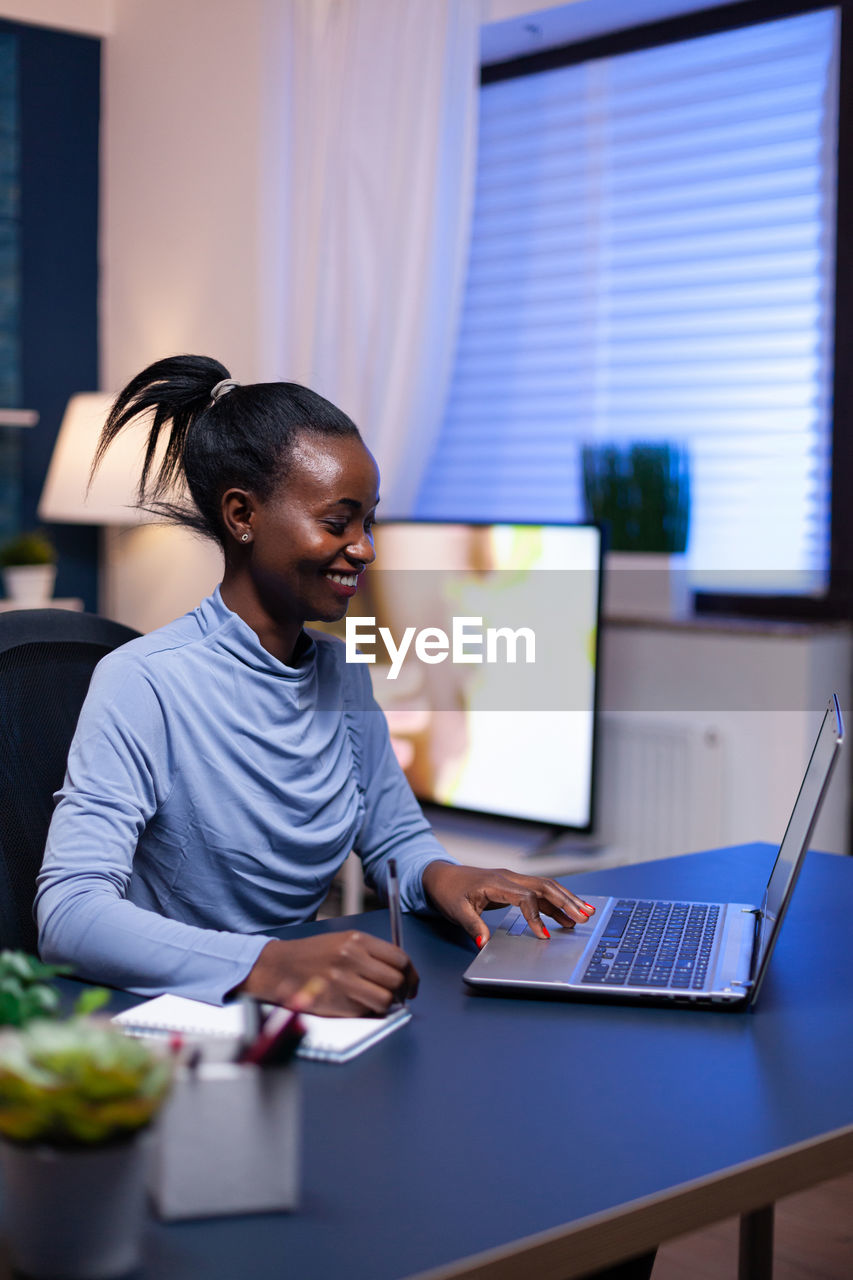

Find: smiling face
[222,431,379,642]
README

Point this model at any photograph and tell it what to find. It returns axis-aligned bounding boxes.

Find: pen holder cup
[149,1058,300,1220]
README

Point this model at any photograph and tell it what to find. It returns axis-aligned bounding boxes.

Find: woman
[36,355,593,1016]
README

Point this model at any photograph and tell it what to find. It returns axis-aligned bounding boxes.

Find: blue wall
[0,19,100,609]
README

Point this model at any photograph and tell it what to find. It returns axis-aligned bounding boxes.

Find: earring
[241,533,250,543]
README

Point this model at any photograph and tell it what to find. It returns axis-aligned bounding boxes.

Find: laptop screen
[752,695,844,993]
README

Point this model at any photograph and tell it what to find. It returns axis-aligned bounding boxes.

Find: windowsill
[602,611,853,637]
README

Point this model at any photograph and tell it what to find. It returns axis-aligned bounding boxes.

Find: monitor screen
[350,521,602,831]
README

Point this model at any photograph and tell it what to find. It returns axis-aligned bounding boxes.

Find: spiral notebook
[112,994,411,1063]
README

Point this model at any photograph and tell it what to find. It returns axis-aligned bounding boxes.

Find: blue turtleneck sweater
[35,588,453,1004]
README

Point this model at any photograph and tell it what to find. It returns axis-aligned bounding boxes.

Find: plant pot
[2,564,57,605]
[0,1131,151,1279]
[602,552,690,621]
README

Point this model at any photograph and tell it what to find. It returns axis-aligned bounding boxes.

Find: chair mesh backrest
[0,610,140,953]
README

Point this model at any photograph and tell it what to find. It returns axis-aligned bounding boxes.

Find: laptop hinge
[742,906,764,987]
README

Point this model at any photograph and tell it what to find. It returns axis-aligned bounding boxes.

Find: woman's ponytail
[90,354,229,512]
[90,353,362,547]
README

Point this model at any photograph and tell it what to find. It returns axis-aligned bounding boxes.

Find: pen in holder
[149,1055,300,1220]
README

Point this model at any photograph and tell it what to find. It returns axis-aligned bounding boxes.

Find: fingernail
[583,902,594,910]
[578,910,590,919]
[476,935,484,949]
[542,926,551,939]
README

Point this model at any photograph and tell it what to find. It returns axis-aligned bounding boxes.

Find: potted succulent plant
[0,953,172,1279]
[0,529,57,605]
[581,441,691,619]
[0,951,71,1027]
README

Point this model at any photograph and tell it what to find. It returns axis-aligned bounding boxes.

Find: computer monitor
[356,521,602,833]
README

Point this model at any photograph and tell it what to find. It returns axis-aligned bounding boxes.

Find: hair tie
[209,378,239,405]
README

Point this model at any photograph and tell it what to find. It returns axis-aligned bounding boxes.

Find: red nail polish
[579,910,590,919]
[583,902,594,911]
[476,935,484,949]
[542,926,551,939]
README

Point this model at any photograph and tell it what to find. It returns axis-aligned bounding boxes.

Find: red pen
[237,975,326,1066]
[238,1006,305,1066]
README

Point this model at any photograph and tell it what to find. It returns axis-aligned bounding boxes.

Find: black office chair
[0,608,140,953]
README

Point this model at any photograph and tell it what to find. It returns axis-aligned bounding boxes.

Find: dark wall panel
[2,19,100,609]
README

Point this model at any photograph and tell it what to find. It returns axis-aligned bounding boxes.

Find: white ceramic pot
[0,1132,151,1279]
[2,564,57,605]
[602,551,690,621]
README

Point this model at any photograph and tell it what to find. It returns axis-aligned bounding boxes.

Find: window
[417,6,842,604]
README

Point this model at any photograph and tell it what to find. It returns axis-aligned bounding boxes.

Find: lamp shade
[39,393,153,525]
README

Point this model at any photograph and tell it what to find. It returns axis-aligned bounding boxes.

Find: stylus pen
[387,857,406,1007]
[387,856,404,952]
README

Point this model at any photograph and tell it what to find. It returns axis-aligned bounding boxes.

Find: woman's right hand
[237,932,418,1016]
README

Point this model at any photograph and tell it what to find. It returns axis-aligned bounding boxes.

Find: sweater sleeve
[347,665,457,912]
[35,655,268,1004]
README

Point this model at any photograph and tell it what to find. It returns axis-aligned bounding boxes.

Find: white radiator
[596,712,726,863]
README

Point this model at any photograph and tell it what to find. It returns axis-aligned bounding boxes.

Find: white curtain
[277,0,481,514]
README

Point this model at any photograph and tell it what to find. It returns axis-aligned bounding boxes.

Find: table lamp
[38,393,149,526]
[38,393,221,631]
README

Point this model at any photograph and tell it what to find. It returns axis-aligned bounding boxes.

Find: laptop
[464,695,844,1008]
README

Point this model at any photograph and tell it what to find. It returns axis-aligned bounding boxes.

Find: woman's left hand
[420,861,595,948]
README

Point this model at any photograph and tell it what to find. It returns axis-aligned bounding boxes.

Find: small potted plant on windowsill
[0,530,57,605]
[0,952,172,1280]
[582,441,691,620]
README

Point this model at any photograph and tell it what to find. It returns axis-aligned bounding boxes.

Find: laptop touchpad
[464,902,605,985]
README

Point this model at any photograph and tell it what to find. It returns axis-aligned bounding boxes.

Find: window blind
[416,8,840,593]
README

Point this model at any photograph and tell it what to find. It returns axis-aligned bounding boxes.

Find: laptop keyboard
[580,899,720,989]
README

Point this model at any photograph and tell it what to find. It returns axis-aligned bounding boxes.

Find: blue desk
[10,844,853,1279]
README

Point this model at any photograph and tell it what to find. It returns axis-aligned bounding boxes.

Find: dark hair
[90,354,362,545]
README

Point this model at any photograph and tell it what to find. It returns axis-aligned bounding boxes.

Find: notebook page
[112,993,411,1062]
[297,1007,410,1062]
[113,994,244,1037]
